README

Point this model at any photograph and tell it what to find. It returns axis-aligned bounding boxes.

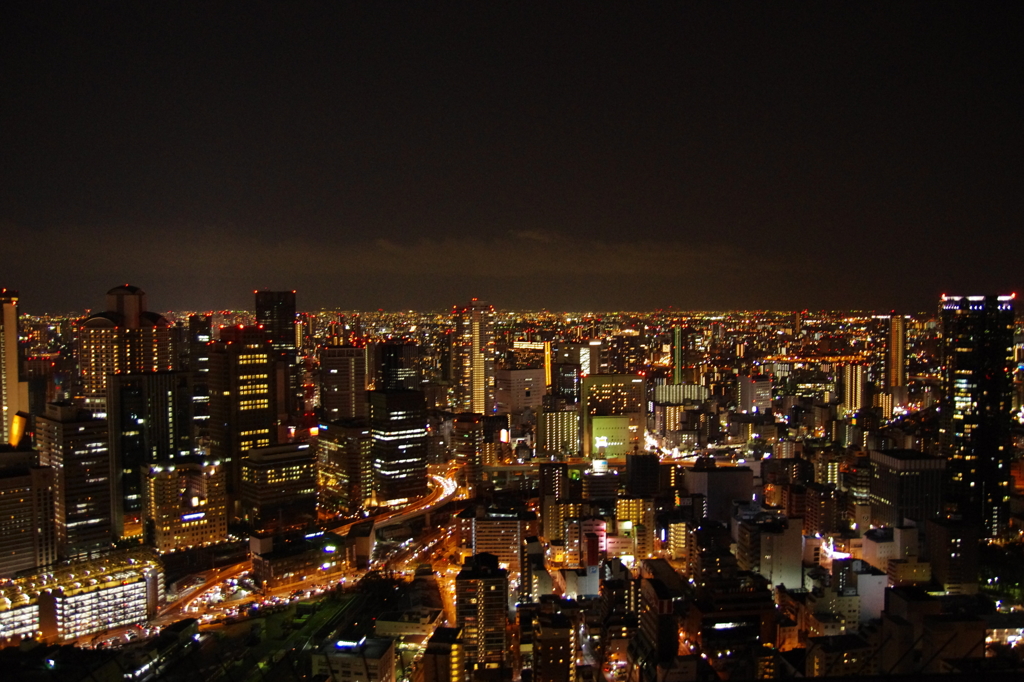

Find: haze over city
[3,3,1023,313]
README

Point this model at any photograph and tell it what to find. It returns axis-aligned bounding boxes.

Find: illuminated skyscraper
[255,290,297,351]
[1,289,29,445]
[0,451,57,578]
[841,363,866,418]
[107,370,194,537]
[454,299,495,414]
[939,294,1016,536]
[369,389,428,505]
[208,326,278,504]
[76,286,175,415]
[581,374,645,457]
[255,290,301,421]
[887,315,906,392]
[34,402,113,558]
[320,346,368,420]
[455,553,508,671]
[144,457,227,553]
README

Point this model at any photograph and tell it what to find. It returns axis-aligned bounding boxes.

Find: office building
[374,341,421,391]
[320,346,368,420]
[255,290,301,422]
[255,290,297,351]
[34,402,112,558]
[454,299,496,414]
[495,367,546,415]
[0,452,57,578]
[239,443,318,528]
[144,458,227,553]
[452,412,484,496]
[455,553,508,671]
[625,452,660,498]
[869,449,945,528]
[581,374,645,457]
[737,375,772,414]
[939,294,1016,535]
[458,506,538,573]
[207,325,278,500]
[533,612,576,682]
[317,420,372,515]
[76,285,176,415]
[107,370,194,535]
[1,289,29,446]
[370,389,428,505]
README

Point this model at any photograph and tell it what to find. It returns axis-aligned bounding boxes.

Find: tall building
[840,363,866,418]
[0,450,57,578]
[887,315,907,394]
[254,290,298,351]
[737,375,772,414]
[239,443,318,528]
[452,413,484,497]
[369,390,428,505]
[76,285,175,415]
[581,374,645,457]
[144,458,227,553]
[208,326,278,503]
[1,289,29,445]
[320,346,368,420]
[455,553,508,671]
[454,300,496,414]
[107,370,194,536]
[375,341,421,391]
[869,449,945,528]
[939,294,1016,535]
[34,403,113,558]
[317,420,372,515]
[255,290,300,422]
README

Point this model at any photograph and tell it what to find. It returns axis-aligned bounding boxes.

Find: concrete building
[869,449,945,527]
[0,289,29,446]
[0,451,57,578]
[581,374,645,458]
[312,637,396,682]
[239,443,317,528]
[144,458,227,553]
[455,553,508,671]
[320,346,368,420]
[370,389,428,505]
[34,402,113,558]
[317,420,372,515]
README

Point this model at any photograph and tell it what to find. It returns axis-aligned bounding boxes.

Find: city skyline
[3,4,1023,312]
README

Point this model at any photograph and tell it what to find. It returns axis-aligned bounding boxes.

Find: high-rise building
[186,314,213,436]
[239,443,318,528]
[370,390,428,505]
[255,290,301,422]
[0,450,57,578]
[581,374,645,457]
[625,452,661,498]
[144,458,227,553]
[316,420,372,515]
[107,371,194,536]
[887,315,907,393]
[255,290,298,351]
[737,375,772,414]
[76,285,175,415]
[841,364,866,418]
[320,346,368,420]
[455,553,508,671]
[868,449,945,528]
[1,289,29,445]
[939,294,1016,535]
[208,326,278,503]
[454,300,496,414]
[452,413,484,497]
[34,402,112,558]
[495,367,546,414]
[375,341,421,391]
[533,613,576,682]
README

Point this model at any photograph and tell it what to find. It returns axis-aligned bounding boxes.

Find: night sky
[2,3,1022,314]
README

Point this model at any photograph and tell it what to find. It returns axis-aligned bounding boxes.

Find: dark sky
[2,2,1022,313]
